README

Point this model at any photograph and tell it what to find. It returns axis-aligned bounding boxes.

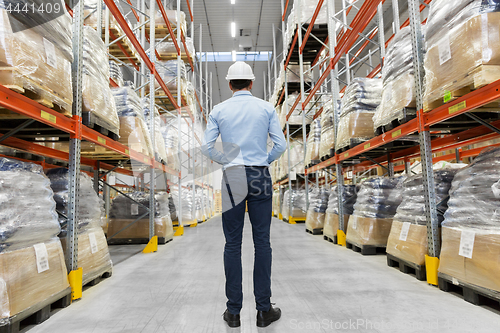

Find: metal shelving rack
[271,0,500,285]
[0,0,213,298]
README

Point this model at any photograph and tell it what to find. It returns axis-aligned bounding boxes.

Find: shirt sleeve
[267,110,287,164]
[201,112,228,165]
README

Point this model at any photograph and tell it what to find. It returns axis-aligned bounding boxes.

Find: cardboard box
[0,239,70,320]
[346,215,393,247]
[386,221,429,266]
[305,211,326,231]
[439,226,500,293]
[323,213,350,239]
[336,111,375,150]
[107,217,170,240]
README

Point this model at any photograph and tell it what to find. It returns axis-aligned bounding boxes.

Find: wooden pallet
[323,235,338,244]
[107,237,168,245]
[386,253,426,281]
[145,24,184,39]
[107,27,141,64]
[305,228,323,235]
[438,272,500,309]
[82,111,119,141]
[336,138,368,155]
[424,65,500,112]
[346,240,386,255]
[0,288,71,333]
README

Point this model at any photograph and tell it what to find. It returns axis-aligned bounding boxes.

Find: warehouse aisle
[30,216,500,333]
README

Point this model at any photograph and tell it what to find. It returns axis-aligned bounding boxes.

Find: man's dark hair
[230,79,252,90]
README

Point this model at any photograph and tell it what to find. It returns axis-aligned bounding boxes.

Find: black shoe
[256,304,281,327]
[223,309,241,328]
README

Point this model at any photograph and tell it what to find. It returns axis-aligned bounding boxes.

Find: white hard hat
[226,61,255,81]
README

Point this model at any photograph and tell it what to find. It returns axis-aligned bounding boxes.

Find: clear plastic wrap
[272,191,280,215]
[153,9,187,36]
[0,238,70,321]
[280,138,304,178]
[157,37,195,58]
[335,111,376,150]
[160,118,180,171]
[282,188,307,219]
[170,188,195,222]
[325,185,358,215]
[305,118,321,166]
[305,188,330,231]
[109,61,124,87]
[283,92,313,126]
[319,103,335,158]
[290,0,328,25]
[287,63,312,83]
[386,221,430,266]
[156,60,187,92]
[142,98,168,162]
[0,158,60,252]
[45,168,104,234]
[112,87,154,157]
[0,8,72,112]
[323,213,349,239]
[82,26,120,134]
[423,1,500,111]
[108,191,171,240]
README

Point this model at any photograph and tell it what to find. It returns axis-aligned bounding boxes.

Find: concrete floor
[28,215,500,333]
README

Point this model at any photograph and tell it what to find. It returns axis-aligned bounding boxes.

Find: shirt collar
[232,90,252,97]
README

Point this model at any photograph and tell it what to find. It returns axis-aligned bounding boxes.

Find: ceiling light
[231,22,236,38]
[231,0,235,4]
[232,50,236,61]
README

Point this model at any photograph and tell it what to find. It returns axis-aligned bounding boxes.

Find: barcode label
[33,243,49,273]
[131,204,139,215]
[399,222,411,241]
[438,35,452,65]
[43,38,57,68]
[352,218,357,230]
[289,170,296,181]
[89,233,98,254]
[458,230,475,259]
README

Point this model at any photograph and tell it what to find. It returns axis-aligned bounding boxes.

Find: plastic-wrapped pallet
[305,118,321,167]
[280,138,304,179]
[283,92,313,126]
[305,188,330,233]
[156,60,187,93]
[153,9,187,37]
[157,37,195,58]
[273,191,280,216]
[319,100,335,159]
[336,78,382,151]
[346,176,405,247]
[112,87,154,157]
[386,169,458,266]
[142,98,168,162]
[439,147,500,292]
[373,26,418,129]
[45,168,113,285]
[109,61,124,87]
[287,64,312,83]
[0,6,73,112]
[170,188,195,224]
[323,185,358,240]
[82,26,120,135]
[293,0,328,25]
[160,119,180,171]
[282,188,307,221]
[423,0,500,111]
[0,158,70,322]
[108,191,173,243]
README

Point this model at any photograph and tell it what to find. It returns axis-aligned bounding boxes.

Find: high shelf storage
[0,0,214,307]
[270,0,500,287]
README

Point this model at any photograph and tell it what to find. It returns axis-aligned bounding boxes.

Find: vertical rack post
[177,0,183,232]
[407,0,440,285]
[191,117,196,224]
[377,3,386,64]
[272,23,278,87]
[205,51,208,112]
[67,0,84,298]
[342,0,350,85]
[148,0,156,242]
[392,0,400,33]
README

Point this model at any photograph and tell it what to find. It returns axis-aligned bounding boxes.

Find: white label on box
[399,222,411,241]
[438,35,452,65]
[352,218,357,230]
[33,243,49,273]
[43,38,57,68]
[289,170,296,181]
[89,232,98,254]
[452,277,459,286]
[108,174,116,186]
[131,204,139,215]
[459,230,475,259]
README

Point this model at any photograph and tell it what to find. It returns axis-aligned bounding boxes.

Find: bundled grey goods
[336,78,382,150]
[373,26,421,129]
[170,189,195,222]
[160,120,180,171]
[305,188,330,231]
[0,157,60,252]
[156,60,187,92]
[168,195,178,221]
[325,185,358,215]
[393,169,457,225]
[142,98,168,162]
[353,176,405,219]
[305,118,321,165]
[109,61,124,87]
[112,87,153,157]
[109,192,152,220]
[82,26,120,134]
[282,188,306,219]
[45,168,104,235]
[123,80,136,90]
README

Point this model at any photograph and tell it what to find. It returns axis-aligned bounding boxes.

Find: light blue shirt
[201,91,287,168]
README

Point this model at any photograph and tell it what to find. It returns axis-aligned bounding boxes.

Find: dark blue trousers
[221,166,273,315]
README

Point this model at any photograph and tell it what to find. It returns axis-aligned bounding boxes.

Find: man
[202,61,286,328]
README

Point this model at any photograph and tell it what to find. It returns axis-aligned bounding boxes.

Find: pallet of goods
[346,176,405,255]
[0,5,73,115]
[282,188,307,223]
[142,98,168,163]
[319,100,335,161]
[438,147,500,306]
[107,192,174,244]
[46,168,113,287]
[304,118,321,168]
[0,158,71,332]
[305,188,330,235]
[386,167,459,281]
[323,185,357,244]
[423,0,500,112]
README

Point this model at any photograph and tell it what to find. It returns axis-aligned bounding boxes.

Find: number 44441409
[6,2,62,14]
